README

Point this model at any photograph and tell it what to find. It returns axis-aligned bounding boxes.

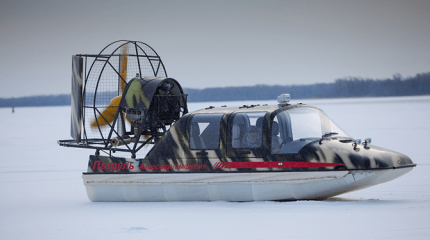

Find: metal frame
[58,40,186,158]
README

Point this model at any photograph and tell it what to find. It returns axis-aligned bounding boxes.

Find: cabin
[146,100,349,170]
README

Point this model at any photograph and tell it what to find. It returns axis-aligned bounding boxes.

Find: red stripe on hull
[223,161,344,169]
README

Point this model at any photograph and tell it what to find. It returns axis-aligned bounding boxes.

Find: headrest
[256,117,264,128]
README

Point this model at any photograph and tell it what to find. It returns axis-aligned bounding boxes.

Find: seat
[232,124,242,148]
[256,117,264,129]
[241,126,262,148]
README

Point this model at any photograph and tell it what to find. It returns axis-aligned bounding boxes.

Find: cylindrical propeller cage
[59,40,190,158]
[122,76,188,132]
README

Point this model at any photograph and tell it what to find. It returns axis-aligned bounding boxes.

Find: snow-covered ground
[1,96,429,240]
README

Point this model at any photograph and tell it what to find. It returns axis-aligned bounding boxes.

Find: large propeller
[91,44,129,128]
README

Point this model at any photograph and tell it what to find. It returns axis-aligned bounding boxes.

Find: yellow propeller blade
[119,44,128,93]
[91,96,122,128]
[90,44,137,130]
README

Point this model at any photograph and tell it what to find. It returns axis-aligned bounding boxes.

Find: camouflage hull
[82,166,413,202]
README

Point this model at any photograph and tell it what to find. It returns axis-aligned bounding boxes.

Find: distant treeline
[185,72,430,102]
[1,72,429,108]
[0,94,71,108]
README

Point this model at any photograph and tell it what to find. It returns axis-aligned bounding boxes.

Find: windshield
[272,107,349,154]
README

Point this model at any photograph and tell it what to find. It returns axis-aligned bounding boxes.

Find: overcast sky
[1,0,429,98]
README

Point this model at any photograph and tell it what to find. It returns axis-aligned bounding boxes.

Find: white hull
[83,167,413,202]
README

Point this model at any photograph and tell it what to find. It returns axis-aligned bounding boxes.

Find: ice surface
[0,96,429,239]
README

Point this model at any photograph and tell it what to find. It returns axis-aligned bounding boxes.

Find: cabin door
[227,112,268,159]
[184,113,226,165]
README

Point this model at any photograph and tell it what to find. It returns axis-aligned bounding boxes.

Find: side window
[232,112,266,149]
[189,114,223,150]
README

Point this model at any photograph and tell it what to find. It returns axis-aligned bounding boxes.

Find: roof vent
[277,93,290,105]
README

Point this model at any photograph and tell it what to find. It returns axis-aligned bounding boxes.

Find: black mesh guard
[148,94,188,127]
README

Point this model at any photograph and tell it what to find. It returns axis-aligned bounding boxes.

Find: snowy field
[1,96,429,240]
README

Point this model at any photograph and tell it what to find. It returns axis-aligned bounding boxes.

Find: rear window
[189,114,223,150]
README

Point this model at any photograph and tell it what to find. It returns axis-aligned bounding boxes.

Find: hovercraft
[58,40,415,201]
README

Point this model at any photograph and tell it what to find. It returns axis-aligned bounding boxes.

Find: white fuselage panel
[82,167,413,201]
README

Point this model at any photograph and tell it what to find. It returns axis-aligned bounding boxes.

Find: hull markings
[212,161,344,169]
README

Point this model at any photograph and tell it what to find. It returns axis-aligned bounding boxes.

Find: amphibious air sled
[58,40,416,202]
